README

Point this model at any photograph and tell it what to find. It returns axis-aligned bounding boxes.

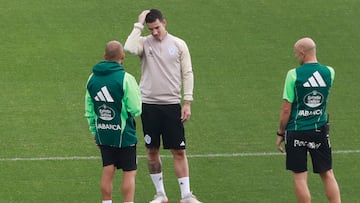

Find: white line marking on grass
[0,150,359,161]
[0,156,100,161]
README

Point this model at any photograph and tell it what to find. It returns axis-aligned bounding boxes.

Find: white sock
[178,177,191,198]
[150,172,166,195]
[102,200,112,203]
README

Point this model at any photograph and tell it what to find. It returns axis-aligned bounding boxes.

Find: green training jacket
[282,63,334,131]
[85,61,141,148]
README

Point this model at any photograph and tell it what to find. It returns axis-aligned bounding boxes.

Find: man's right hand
[276,136,285,153]
[138,10,150,24]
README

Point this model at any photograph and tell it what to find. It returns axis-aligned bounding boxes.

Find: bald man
[276,37,341,203]
[85,40,142,203]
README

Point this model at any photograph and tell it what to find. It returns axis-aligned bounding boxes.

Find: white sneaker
[149,193,169,203]
[180,192,202,203]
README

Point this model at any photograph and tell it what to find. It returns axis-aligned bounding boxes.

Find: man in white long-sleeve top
[124,9,202,203]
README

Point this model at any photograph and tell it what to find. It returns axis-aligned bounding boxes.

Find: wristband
[276,131,285,137]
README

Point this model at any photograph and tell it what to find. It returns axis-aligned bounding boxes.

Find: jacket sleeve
[327,66,335,85]
[123,73,142,117]
[84,90,97,135]
[179,40,194,102]
[124,23,146,56]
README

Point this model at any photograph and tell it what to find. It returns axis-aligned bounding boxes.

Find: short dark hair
[145,9,164,23]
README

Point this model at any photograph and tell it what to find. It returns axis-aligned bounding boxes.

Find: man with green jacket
[276,37,340,203]
[85,40,142,203]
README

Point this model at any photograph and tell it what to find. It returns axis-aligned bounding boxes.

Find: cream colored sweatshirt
[124,23,194,104]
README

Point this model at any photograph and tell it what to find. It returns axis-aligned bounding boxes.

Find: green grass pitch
[1,0,360,202]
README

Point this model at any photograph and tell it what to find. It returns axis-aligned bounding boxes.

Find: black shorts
[285,124,332,173]
[141,103,186,150]
[99,145,137,171]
